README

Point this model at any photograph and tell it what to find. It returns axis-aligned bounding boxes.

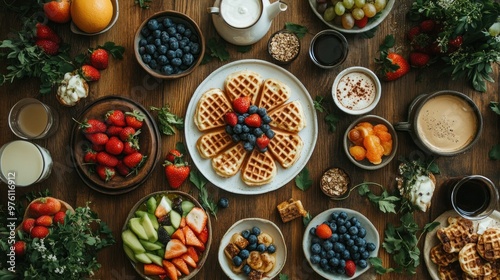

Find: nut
[320,168,350,197]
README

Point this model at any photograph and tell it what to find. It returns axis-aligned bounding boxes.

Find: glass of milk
[8,98,59,139]
[0,140,53,187]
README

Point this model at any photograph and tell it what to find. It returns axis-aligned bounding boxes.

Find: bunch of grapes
[315,0,388,30]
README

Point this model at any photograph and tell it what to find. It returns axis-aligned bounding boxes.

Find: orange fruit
[43,0,71,23]
[71,0,113,33]
[315,223,333,239]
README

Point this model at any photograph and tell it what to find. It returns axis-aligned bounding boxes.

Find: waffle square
[437,217,478,253]
[211,143,248,177]
[196,129,233,159]
[477,228,500,262]
[459,243,494,278]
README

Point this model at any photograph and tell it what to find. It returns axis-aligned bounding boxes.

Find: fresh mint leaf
[423,221,440,233]
[175,142,186,155]
[302,212,311,227]
[369,257,395,274]
[295,168,312,191]
[285,22,307,39]
[357,183,399,213]
[237,45,252,53]
[490,102,500,115]
[313,95,339,133]
[278,274,289,280]
[206,37,230,62]
[150,105,184,135]
[489,144,500,160]
[325,113,339,132]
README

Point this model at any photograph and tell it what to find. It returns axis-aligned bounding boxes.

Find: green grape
[341,13,355,29]
[317,2,328,14]
[335,2,346,16]
[374,0,387,12]
[363,3,377,18]
[323,6,336,22]
[342,0,355,10]
[354,0,365,8]
[351,8,364,20]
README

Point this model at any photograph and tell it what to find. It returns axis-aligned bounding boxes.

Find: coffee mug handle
[394,121,411,131]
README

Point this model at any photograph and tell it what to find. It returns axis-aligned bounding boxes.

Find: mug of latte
[394,90,483,156]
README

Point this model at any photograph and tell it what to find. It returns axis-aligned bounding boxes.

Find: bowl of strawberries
[70,96,161,194]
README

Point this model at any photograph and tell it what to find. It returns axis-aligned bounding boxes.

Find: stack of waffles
[430,216,500,279]
[194,70,305,186]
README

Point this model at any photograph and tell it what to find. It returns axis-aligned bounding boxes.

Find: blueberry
[231,134,240,142]
[160,65,174,75]
[326,250,335,259]
[139,39,148,46]
[311,237,321,245]
[344,221,352,229]
[261,115,272,123]
[358,259,368,268]
[350,217,358,224]
[148,60,158,69]
[355,237,366,247]
[184,28,192,37]
[338,225,347,234]
[310,254,321,264]
[158,55,168,65]
[311,243,322,254]
[153,29,161,39]
[352,252,361,261]
[190,34,199,42]
[238,249,249,259]
[256,244,266,252]
[258,147,268,153]
[166,50,176,59]
[154,38,162,47]
[247,134,256,144]
[248,234,257,244]
[339,211,348,219]
[358,246,366,253]
[152,52,159,59]
[243,141,253,151]
[366,242,376,252]
[232,256,242,266]
[175,48,183,58]
[246,243,257,251]
[145,44,156,55]
[336,267,346,275]
[176,23,186,34]
[160,31,169,43]
[253,128,263,137]
[163,17,174,27]
[251,226,261,236]
[358,227,367,238]
[171,58,182,66]
[341,250,350,260]
[179,39,187,49]
[329,257,340,268]
[339,259,346,268]
[346,239,355,247]
[158,45,168,55]
[322,240,333,251]
[341,233,351,242]
[349,226,359,235]
[169,40,179,50]
[237,115,245,124]
[138,46,146,55]
[241,229,250,239]
[218,197,229,208]
[175,33,183,40]
[265,130,275,139]
[146,35,154,43]
[242,113,249,118]
[240,133,248,140]
[232,124,242,134]
[225,126,233,135]
[141,27,151,36]
[349,245,359,253]
[331,212,340,221]
[257,108,267,116]
[248,105,258,114]
[260,124,270,132]
[167,26,177,35]
[147,19,159,30]
[333,242,345,253]
[190,42,200,54]
[329,233,339,242]
[336,218,346,226]
[267,244,276,253]
[142,54,152,64]
[320,258,328,267]
[361,250,370,259]
[242,125,250,133]
[182,46,191,54]
[242,264,251,275]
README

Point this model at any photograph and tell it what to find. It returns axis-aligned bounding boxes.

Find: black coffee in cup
[448,175,499,220]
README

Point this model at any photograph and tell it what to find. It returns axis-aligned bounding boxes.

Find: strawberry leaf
[295,168,312,191]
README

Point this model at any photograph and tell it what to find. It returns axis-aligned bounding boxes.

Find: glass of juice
[8,98,59,139]
[0,140,53,187]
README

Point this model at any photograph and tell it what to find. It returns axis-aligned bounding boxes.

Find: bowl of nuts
[320,167,351,198]
[267,29,300,65]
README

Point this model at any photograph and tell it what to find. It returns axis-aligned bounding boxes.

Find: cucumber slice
[135,210,148,218]
[141,214,158,243]
[163,225,175,235]
[181,201,195,216]
[123,244,137,263]
[156,248,165,258]
[135,212,159,230]
[122,229,145,254]
[146,252,163,266]
[134,253,152,264]
[146,196,157,214]
[170,210,182,229]
[129,217,148,240]
[139,239,162,251]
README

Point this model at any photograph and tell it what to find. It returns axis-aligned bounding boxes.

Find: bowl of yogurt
[332,66,381,115]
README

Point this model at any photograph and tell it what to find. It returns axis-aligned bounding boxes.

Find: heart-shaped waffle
[477,228,500,262]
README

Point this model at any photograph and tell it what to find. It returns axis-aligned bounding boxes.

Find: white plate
[423,210,500,280]
[185,59,318,195]
[217,218,287,279]
[307,0,395,34]
[302,208,380,279]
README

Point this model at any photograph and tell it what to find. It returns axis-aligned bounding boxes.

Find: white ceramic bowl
[218,218,286,279]
[332,66,381,115]
[303,208,380,279]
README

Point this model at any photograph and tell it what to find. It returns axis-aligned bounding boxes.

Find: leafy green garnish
[357,183,400,214]
[295,168,312,191]
[150,105,184,135]
[202,37,230,64]
[302,212,311,227]
[278,273,289,280]
[189,171,218,219]
[135,0,152,9]
[237,45,252,53]
[285,22,308,39]
[313,95,339,132]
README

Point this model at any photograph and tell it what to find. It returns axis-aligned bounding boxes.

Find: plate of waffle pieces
[424,210,500,280]
[185,59,318,194]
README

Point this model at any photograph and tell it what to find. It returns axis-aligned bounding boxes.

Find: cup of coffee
[309,29,349,69]
[394,90,482,156]
[446,175,499,220]
[9,98,59,139]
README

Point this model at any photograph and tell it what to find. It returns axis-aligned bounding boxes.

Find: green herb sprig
[357,183,400,214]
[285,22,308,39]
[134,0,152,9]
[150,105,184,136]
[189,171,218,219]
[202,37,230,64]
[313,95,340,132]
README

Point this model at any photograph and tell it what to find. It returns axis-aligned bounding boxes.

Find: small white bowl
[332,66,381,115]
[218,218,286,279]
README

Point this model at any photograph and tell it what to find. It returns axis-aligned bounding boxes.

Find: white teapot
[208,0,287,46]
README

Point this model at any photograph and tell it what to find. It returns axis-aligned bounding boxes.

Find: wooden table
[1,0,499,279]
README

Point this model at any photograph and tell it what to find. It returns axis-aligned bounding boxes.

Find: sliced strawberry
[143,263,167,276]
[181,253,197,268]
[185,207,208,235]
[183,226,204,249]
[162,260,178,280]
[171,228,185,244]
[164,239,188,259]
[186,247,199,262]
[171,258,190,275]
[244,113,262,127]
[196,226,209,244]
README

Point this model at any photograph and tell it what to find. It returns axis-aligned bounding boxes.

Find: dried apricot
[373,124,388,133]
[363,134,384,164]
[375,130,392,142]
[356,125,373,138]
[349,145,366,161]
[381,139,393,156]
[347,128,363,146]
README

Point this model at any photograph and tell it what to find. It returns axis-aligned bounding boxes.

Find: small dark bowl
[134,11,205,79]
[267,29,300,65]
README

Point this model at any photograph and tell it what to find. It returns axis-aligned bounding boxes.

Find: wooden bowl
[70,96,161,194]
[134,10,205,79]
[17,197,74,231]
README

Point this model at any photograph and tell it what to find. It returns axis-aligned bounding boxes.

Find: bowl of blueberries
[134,11,205,79]
[302,208,379,279]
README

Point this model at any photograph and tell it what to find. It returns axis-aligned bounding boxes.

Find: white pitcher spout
[268,1,287,20]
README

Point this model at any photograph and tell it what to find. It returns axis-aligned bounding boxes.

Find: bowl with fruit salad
[302,208,379,279]
[308,0,395,33]
[218,218,287,279]
[122,191,211,279]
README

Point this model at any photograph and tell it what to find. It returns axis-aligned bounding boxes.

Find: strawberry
[186,246,199,262]
[85,132,109,146]
[183,226,204,249]
[143,263,167,276]
[35,39,59,55]
[355,16,368,28]
[13,241,26,256]
[105,136,124,155]
[164,239,188,259]
[105,110,126,127]
[171,257,190,275]
[79,64,101,82]
[185,207,208,235]
[256,135,270,151]
[35,23,61,44]
[162,260,179,280]
[419,19,436,33]
[125,110,145,129]
[244,113,262,127]
[96,151,119,167]
[406,26,421,42]
[119,126,137,142]
[123,139,140,155]
[43,0,71,23]
[31,225,49,239]
[379,53,410,81]
[89,48,109,70]
[180,254,197,268]
[22,218,36,233]
[53,211,66,224]
[123,152,144,169]
[224,112,238,126]
[28,197,61,217]
[92,143,105,152]
[76,118,107,134]
[232,96,251,114]
[164,161,190,189]
[315,223,333,239]
[448,35,463,49]
[196,226,209,244]
[35,215,53,227]
[165,149,183,163]
[83,148,97,163]
[345,260,356,277]
[115,161,130,176]
[96,165,116,182]
[409,52,430,68]
[106,125,123,136]
[171,228,185,244]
